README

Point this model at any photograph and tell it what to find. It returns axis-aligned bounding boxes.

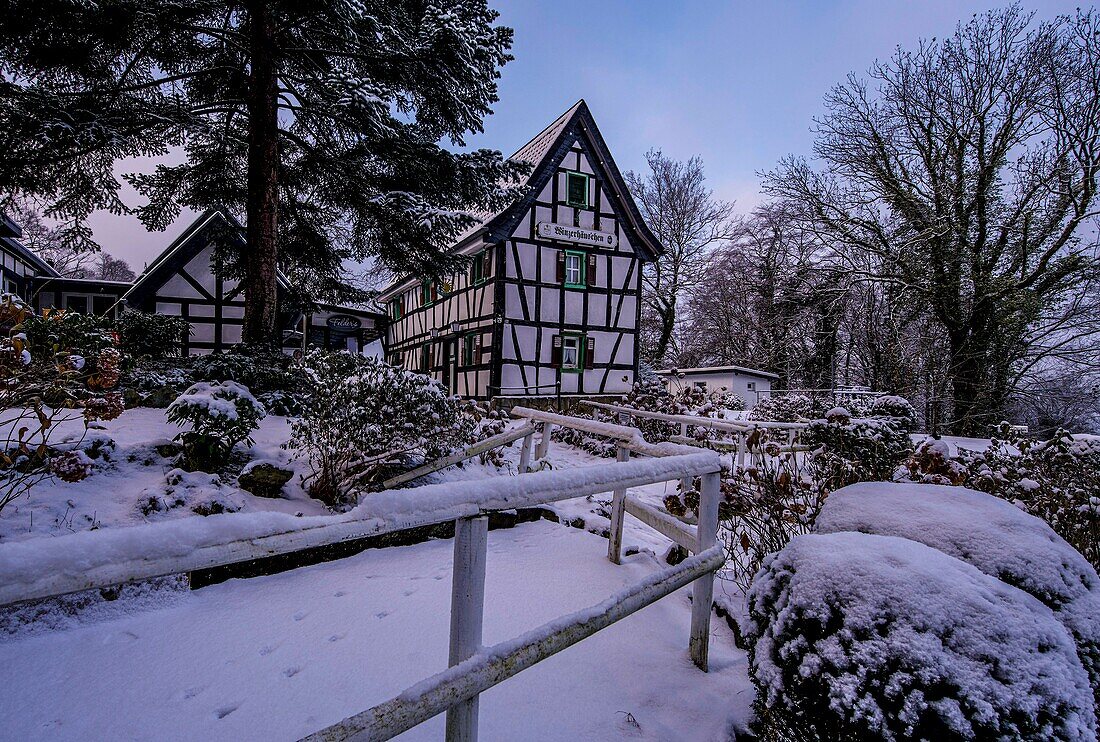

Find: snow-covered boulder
[816,482,1100,700]
[743,532,1096,741]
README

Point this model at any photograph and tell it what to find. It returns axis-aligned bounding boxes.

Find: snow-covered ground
[0,408,328,543]
[0,406,751,740]
[0,520,751,741]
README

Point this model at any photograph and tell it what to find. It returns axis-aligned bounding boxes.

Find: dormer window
[566,171,589,208]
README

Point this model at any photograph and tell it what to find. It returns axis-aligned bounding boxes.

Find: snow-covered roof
[656,365,779,380]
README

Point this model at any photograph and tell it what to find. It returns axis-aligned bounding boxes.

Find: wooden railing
[0,418,723,742]
[579,400,810,468]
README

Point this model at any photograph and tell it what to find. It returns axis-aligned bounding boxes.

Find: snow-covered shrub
[708,388,745,412]
[113,309,189,359]
[802,414,912,487]
[817,482,1100,705]
[457,402,511,466]
[748,393,811,422]
[898,437,968,484]
[958,425,1100,572]
[0,298,123,515]
[869,394,918,432]
[289,350,471,507]
[166,381,266,472]
[20,309,115,362]
[192,347,302,416]
[716,449,830,593]
[743,532,1096,741]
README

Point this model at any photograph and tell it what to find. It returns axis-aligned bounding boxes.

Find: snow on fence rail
[579,400,808,469]
[0,418,723,742]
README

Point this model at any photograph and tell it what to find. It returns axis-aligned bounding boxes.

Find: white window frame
[564,252,583,286]
[560,335,581,369]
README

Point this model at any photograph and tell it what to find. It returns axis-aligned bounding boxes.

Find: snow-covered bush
[955,426,1100,572]
[802,413,912,487]
[113,309,189,359]
[192,347,302,415]
[20,308,115,361]
[715,449,830,593]
[289,350,471,507]
[816,482,1100,705]
[0,298,124,515]
[868,394,917,432]
[898,437,968,484]
[748,393,812,422]
[744,532,1096,741]
[166,381,266,472]
[708,388,745,412]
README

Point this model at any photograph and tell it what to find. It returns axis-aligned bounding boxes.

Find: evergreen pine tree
[0,0,525,345]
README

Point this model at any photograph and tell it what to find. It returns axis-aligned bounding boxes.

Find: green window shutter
[566,172,588,207]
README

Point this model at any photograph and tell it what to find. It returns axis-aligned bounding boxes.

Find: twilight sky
[90,0,1085,272]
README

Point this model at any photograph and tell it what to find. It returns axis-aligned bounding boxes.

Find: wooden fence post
[736,433,747,469]
[607,445,630,564]
[446,515,488,742]
[689,471,720,671]
[518,431,534,474]
[534,422,555,464]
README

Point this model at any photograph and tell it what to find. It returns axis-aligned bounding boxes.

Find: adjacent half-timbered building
[124,210,385,355]
[378,100,663,402]
[0,213,60,300]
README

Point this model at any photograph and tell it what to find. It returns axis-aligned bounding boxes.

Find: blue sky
[93,0,1084,270]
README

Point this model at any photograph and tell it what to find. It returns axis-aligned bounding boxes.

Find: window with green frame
[559,333,584,371]
[563,250,585,287]
[420,280,438,306]
[565,171,589,208]
[462,333,477,366]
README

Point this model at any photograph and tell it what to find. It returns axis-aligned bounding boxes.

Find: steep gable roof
[122,210,236,305]
[380,100,663,299]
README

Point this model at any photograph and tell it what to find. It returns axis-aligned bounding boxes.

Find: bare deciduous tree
[763,6,1100,435]
[626,150,739,366]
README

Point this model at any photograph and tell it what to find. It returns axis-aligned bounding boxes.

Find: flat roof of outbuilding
[656,365,779,380]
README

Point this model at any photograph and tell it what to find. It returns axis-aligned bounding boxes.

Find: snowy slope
[0,520,751,741]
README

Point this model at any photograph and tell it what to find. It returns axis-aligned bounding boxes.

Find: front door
[443,338,458,395]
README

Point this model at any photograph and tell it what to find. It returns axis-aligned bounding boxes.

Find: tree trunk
[242,2,280,347]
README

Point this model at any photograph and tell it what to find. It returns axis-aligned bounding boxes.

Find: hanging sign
[326,314,362,330]
[536,222,618,248]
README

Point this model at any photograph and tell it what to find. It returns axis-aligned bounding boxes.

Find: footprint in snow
[402,589,416,597]
[183,686,206,700]
[214,704,239,719]
[259,644,278,656]
[283,666,302,678]
[333,590,347,597]
[375,611,390,619]
[328,633,345,642]
[292,611,309,622]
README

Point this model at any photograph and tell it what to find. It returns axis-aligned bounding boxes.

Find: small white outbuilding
[656,365,777,406]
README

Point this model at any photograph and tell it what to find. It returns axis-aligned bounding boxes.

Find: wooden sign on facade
[536,222,619,249]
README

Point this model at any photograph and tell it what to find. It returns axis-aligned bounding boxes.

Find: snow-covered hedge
[743,531,1097,741]
[748,393,812,422]
[868,394,918,432]
[167,381,266,472]
[289,350,471,507]
[817,482,1100,705]
[113,309,189,359]
[802,413,912,486]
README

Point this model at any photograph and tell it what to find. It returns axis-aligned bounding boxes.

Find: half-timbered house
[2,208,385,355]
[378,100,663,402]
[123,210,385,355]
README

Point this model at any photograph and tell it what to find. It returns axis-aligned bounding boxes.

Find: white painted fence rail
[0,420,724,742]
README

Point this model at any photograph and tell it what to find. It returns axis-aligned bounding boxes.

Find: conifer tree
[0,1,524,345]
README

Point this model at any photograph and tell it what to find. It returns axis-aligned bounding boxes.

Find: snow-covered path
[0,520,750,741]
